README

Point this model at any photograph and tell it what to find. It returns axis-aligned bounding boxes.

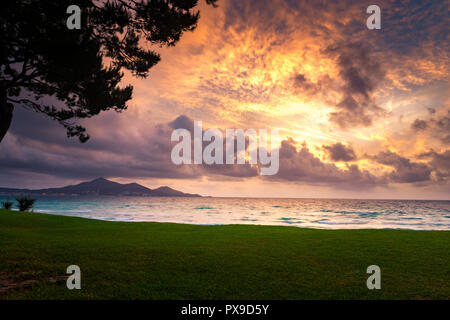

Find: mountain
[0,178,201,197]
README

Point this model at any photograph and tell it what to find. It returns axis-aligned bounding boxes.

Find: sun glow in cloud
[0,0,448,199]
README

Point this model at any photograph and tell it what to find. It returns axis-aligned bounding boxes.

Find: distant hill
[0,178,201,197]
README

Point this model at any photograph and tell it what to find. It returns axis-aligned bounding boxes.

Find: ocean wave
[315,221,366,225]
[278,217,302,224]
[91,216,134,221]
[36,209,92,213]
[241,217,259,222]
[8,197,448,230]
[334,211,381,215]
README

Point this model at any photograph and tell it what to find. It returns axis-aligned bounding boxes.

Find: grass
[0,209,448,299]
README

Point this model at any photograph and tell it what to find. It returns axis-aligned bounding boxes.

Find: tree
[0,0,218,143]
[16,197,36,211]
[1,201,13,210]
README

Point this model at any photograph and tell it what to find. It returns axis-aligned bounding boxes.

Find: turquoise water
[1,196,449,230]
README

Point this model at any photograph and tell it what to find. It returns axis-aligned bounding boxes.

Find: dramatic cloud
[427,108,436,115]
[293,74,323,96]
[411,119,428,131]
[270,139,380,188]
[325,42,385,128]
[0,0,448,198]
[0,112,261,185]
[411,109,450,144]
[169,115,195,133]
[417,149,450,181]
[322,142,357,162]
[370,151,431,183]
[435,111,450,143]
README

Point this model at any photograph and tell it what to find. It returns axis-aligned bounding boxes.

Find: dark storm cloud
[292,74,326,96]
[322,142,357,162]
[433,110,450,144]
[0,111,201,184]
[373,0,449,55]
[417,149,450,181]
[0,109,444,189]
[370,150,431,183]
[268,138,381,188]
[168,115,259,178]
[169,115,195,132]
[436,110,450,130]
[0,111,260,187]
[0,128,197,182]
[292,42,386,129]
[427,107,436,115]
[1,109,381,188]
[325,42,385,128]
[411,119,428,131]
[410,109,450,144]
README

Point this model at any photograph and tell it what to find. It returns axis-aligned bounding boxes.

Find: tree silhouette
[0,0,218,143]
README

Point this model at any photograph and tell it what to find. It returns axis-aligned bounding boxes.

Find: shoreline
[32,209,450,231]
[8,208,449,231]
[2,194,450,201]
[2,197,449,231]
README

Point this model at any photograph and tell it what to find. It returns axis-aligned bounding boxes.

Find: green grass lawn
[0,209,449,299]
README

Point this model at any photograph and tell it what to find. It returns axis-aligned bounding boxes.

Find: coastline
[23,208,450,231]
[2,196,448,231]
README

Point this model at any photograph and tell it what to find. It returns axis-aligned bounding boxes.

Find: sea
[1,196,449,230]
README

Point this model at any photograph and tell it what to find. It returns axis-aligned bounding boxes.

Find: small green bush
[1,201,13,210]
[16,197,36,212]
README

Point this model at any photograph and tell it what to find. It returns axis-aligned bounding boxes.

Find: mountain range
[0,178,201,197]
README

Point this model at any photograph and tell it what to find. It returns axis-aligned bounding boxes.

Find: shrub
[1,201,13,210]
[16,197,36,212]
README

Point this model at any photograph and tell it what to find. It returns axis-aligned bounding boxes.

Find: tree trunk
[0,88,14,143]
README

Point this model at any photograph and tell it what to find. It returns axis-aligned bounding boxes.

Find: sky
[1,0,449,199]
